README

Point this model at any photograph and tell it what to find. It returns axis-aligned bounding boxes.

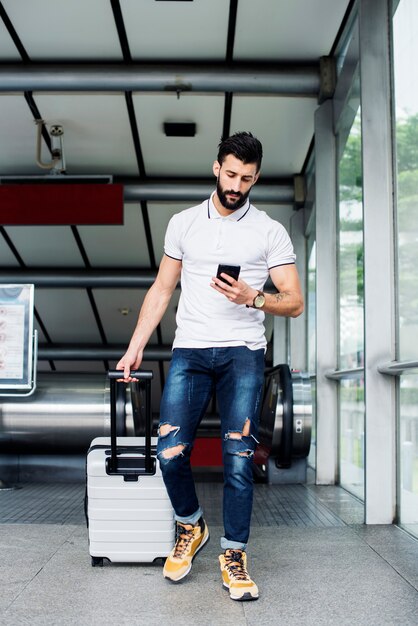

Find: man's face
[213,154,259,211]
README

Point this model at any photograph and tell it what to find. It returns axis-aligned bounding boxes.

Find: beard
[216,178,252,211]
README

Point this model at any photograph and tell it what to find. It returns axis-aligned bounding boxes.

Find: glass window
[337,101,365,499]
[307,239,316,469]
[399,373,418,537]
[393,0,418,537]
[338,109,364,371]
[339,377,365,500]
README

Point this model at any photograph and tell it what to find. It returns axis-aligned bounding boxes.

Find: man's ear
[213,160,221,178]
[253,170,260,185]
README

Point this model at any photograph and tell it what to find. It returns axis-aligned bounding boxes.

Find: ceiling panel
[0,236,20,267]
[231,96,317,176]
[0,20,20,59]
[3,226,84,267]
[93,288,158,345]
[234,0,350,60]
[2,0,122,60]
[37,361,53,372]
[0,0,353,380]
[0,96,44,175]
[94,285,178,350]
[133,93,225,176]
[78,205,150,268]
[33,94,138,176]
[160,290,179,345]
[121,0,229,61]
[33,289,102,343]
[256,204,294,231]
[33,321,47,344]
[148,202,190,261]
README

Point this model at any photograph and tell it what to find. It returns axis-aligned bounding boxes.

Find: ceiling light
[164,122,196,137]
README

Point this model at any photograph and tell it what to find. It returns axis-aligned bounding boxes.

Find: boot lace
[173,524,195,559]
[224,550,250,582]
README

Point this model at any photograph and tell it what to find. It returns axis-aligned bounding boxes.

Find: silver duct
[122,181,295,203]
[0,178,296,204]
[0,63,320,95]
[0,373,215,455]
[0,270,274,291]
[1,269,158,289]
[37,345,172,361]
[0,374,120,453]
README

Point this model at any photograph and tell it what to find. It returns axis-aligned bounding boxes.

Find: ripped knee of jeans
[224,418,258,458]
[157,423,187,463]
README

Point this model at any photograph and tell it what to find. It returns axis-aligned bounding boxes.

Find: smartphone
[216,264,241,284]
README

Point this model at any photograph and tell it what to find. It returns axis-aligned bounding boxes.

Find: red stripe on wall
[0,184,124,225]
[191,438,223,467]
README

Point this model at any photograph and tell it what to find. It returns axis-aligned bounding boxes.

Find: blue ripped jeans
[157,347,265,550]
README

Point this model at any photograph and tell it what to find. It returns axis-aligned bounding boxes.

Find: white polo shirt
[164,192,296,351]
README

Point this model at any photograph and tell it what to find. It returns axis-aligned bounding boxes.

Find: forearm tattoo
[274,291,290,302]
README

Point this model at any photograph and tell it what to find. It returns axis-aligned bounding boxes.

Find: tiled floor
[0,482,348,529]
[1,481,418,625]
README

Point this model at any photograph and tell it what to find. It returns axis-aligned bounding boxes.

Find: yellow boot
[219,549,259,601]
[163,517,209,582]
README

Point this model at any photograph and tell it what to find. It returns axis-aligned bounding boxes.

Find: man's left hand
[210,273,257,306]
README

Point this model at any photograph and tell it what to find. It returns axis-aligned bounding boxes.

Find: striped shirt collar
[207,191,251,221]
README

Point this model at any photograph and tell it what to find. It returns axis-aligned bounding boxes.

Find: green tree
[396,114,418,329]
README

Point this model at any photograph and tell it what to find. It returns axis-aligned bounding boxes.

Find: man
[117,131,303,601]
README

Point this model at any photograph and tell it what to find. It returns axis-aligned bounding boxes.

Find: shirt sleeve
[164,214,183,261]
[267,222,296,269]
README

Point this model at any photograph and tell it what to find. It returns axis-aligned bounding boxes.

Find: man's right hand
[114,255,181,382]
[116,348,144,382]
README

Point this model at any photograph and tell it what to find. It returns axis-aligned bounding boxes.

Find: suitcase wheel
[91,556,104,567]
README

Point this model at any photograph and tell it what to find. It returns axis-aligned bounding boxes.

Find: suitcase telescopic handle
[108,369,154,474]
[108,369,153,380]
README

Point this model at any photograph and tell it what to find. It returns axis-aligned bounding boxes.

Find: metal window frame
[314,2,398,526]
[314,98,339,485]
[358,0,396,524]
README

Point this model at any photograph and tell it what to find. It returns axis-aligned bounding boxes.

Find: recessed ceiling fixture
[164,122,196,137]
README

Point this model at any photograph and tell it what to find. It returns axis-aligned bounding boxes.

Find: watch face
[254,293,265,308]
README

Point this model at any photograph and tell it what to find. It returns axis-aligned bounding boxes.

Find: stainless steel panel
[0,373,134,452]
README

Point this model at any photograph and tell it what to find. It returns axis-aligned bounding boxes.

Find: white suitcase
[86,370,175,566]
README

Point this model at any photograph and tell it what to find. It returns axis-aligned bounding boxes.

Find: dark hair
[217,131,263,173]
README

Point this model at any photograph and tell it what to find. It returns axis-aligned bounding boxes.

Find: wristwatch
[252,291,266,309]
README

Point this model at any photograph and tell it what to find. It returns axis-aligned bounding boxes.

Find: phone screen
[216,264,241,284]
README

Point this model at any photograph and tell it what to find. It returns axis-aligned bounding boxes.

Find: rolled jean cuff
[221,536,247,551]
[175,506,203,526]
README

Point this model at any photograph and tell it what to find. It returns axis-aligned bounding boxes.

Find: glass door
[392,0,418,537]
[337,91,365,500]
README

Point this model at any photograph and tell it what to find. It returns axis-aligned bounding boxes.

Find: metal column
[289,209,307,371]
[314,99,338,485]
[359,0,396,524]
[272,207,294,366]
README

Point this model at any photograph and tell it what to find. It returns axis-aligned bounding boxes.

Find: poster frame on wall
[0,284,37,396]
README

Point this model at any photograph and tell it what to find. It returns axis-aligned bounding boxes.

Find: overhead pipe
[120,180,295,203]
[0,63,320,96]
[1,269,158,288]
[38,344,172,361]
[0,177,295,204]
[1,269,274,290]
